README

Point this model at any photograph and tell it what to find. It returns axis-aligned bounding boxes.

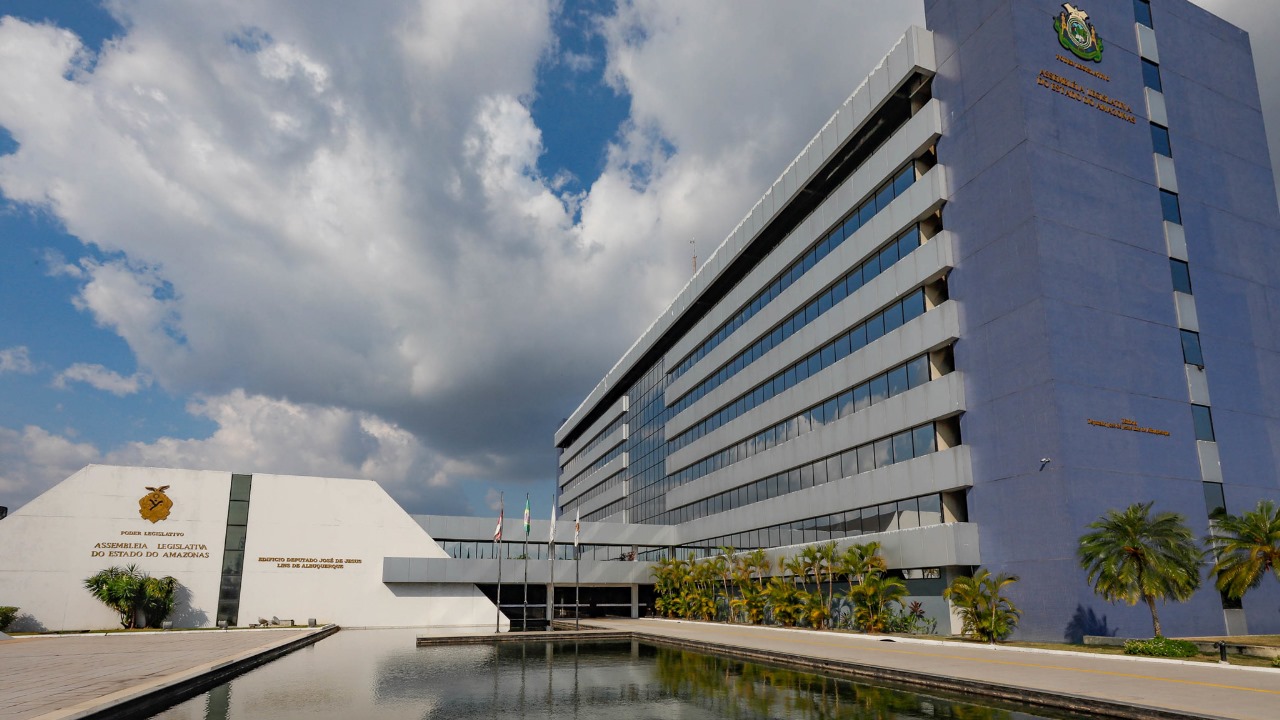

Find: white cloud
[53,363,151,396]
[0,390,472,514]
[0,346,35,374]
[0,2,930,510]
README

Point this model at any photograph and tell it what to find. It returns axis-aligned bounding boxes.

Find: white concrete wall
[237,473,503,629]
[0,465,231,631]
[0,466,505,631]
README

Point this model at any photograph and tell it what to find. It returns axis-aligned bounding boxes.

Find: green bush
[1122,637,1199,658]
[0,606,17,631]
[1271,656,1280,669]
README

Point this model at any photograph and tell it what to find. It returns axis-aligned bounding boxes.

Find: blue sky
[0,1,1275,518]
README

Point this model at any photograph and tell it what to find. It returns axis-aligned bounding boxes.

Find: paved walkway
[585,618,1280,720]
[0,627,333,720]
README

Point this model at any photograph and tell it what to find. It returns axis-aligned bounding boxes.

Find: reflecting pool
[151,629,1095,720]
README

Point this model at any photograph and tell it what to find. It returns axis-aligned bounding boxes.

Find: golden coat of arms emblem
[139,485,173,523]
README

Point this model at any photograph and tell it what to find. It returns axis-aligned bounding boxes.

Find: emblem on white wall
[139,486,174,523]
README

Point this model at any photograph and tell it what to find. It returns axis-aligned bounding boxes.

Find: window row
[560,415,625,477]
[1171,258,1192,294]
[656,420,951,526]
[670,491,965,561]
[669,353,937,490]
[561,442,626,491]
[1151,122,1172,158]
[1192,404,1215,442]
[1181,329,1204,367]
[670,286,935,452]
[1142,58,1162,93]
[438,540,660,562]
[560,470,626,516]
[670,224,924,415]
[584,498,626,522]
[670,164,919,381]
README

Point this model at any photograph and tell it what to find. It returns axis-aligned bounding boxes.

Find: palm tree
[84,565,144,628]
[1209,499,1280,600]
[944,568,1020,643]
[837,542,886,593]
[1078,502,1203,637]
[847,569,907,633]
[818,541,839,626]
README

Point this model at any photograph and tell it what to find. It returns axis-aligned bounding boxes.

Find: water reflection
[150,630,1090,720]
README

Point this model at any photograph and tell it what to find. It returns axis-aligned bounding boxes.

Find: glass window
[883,300,905,334]
[808,353,822,377]
[1134,0,1153,27]
[879,240,900,270]
[897,497,920,529]
[874,438,893,468]
[898,226,921,257]
[863,253,881,282]
[838,390,855,418]
[224,525,248,551]
[1181,330,1205,366]
[832,277,848,306]
[841,449,858,476]
[229,474,253,501]
[826,456,843,484]
[892,430,915,463]
[823,398,839,424]
[848,323,867,353]
[800,464,814,489]
[843,215,861,239]
[810,404,825,428]
[857,444,876,474]
[812,461,828,485]
[1170,259,1192,294]
[788,468,803,493]
[907,355,931,387]
[902,289,926,323]
[817,235,832,261]
[875,184,895,213]
[853,383,871,412]
[821,343,836,368]
[1142,59,1162,92]
[1160,190,1182,224]
[833,331,851,362]
[913,424,937,456]
[866,313,885,342]
[1202,482,1226,519]
[1191,404,1215,441]
[894,165,915,196]
[803,250,816,272]
[887,365,910,397]
[919,494,943,525]
[227,500,250,526]
[859,199,876,227]
[795,359,809,383]
[1151,123,1172,157]
[878,503,898,533]
[869,375,889,404]
[846,266,863,294]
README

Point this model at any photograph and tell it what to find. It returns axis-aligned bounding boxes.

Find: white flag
[493,507,503,543]
[574,509,580,548]
[549,503,557,544]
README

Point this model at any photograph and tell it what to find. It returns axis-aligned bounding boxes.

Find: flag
[523,496,531,537]
[574,509,580,548]
[493,506,503,543]
[549,503,557,544]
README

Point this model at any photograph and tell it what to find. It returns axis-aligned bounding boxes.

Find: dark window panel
[1170,259,1192,294]
[1191,404,1215,441]
[1181,329,1205,367]
[1160,190,1182,224]
[1134,0,1153,27]
[1142,59,1162,92]
[1151,123,1172,157]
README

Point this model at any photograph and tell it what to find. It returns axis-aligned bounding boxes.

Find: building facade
[555,0,1280,640]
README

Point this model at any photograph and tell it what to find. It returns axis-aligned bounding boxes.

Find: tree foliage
[1208,499,1280,600]
[1077,502,1202,638]
[944,568,1020,642]
[84,564,180,629]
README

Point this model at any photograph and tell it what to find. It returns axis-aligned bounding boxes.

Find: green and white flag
[523,496,531,537]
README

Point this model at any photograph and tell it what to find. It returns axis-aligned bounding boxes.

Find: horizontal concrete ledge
[56,625,339,720]
[416,628,633,646]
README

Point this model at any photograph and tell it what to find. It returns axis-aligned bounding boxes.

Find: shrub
[1271,656,1280,669]
[1122,637,1199,658]
[0,606,18,631]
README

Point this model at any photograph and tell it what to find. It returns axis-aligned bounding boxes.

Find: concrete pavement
[584,618,1279,720]
[0,626,335,720]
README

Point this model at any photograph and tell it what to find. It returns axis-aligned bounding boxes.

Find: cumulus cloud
[0,2,930,510]
[53,363,151,396]
[0,346,35,374]
[0,390,471,513]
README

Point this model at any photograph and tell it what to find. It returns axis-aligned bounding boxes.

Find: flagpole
[548,494,556,629]
[523,493,530,632]
[574,509,581,631]
[495,493,503,634]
